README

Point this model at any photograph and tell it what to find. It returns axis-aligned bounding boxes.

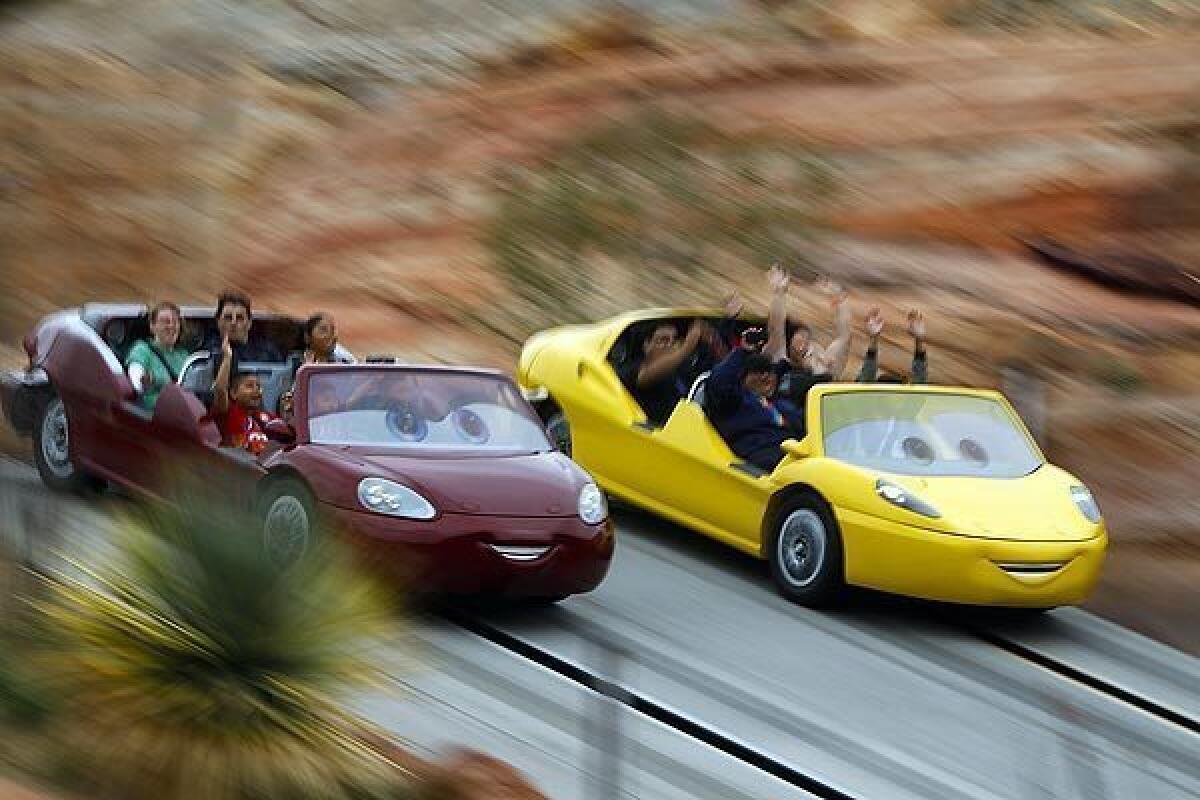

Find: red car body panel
[298,447,589,517]
[329,504,614,595]
[3,307,614,598]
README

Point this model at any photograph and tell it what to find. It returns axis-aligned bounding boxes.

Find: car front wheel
[32,392,97,493]
[260,478,316,570]
[767,492,845,607]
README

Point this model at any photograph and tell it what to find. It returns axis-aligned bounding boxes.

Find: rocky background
[2,0,1200,653]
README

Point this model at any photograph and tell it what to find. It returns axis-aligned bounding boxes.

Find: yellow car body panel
[518,311,1107,608]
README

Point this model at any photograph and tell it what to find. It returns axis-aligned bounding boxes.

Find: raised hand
[723,291,745,318]
[221,334,233,362]
[815,275,849,306]
[767,263,790,295]
[866,307,884,338]
[907,309,926,340]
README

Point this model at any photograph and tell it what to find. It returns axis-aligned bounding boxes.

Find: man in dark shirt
[202,290,284,370]
[706,343,804,472]
[205,290,285,414]
[618,320,712,427]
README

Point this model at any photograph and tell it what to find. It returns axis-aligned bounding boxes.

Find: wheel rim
[547,414,571,457]
[263,495,310,568]
[41,398,73,478]
[777,509,827,588]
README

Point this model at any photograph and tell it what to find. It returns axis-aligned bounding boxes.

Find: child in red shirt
[213,371,278,454]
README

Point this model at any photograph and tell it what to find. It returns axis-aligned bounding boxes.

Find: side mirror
[264,418,296,445]
[781,438,812,459]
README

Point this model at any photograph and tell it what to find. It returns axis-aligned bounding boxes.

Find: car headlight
[578,483,608,525]
[875,479,941,518]
[357,478,436,520]
[1070,485,1102,524]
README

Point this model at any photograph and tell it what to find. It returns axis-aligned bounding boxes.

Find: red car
[1,304,614,600]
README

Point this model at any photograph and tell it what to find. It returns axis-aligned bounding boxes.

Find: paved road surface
[3,457,1197,799]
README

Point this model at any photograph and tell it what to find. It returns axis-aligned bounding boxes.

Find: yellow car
[517,309,1107,608]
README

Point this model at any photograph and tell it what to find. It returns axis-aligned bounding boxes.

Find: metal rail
[445,608,862,800]
[971,626,1200,736]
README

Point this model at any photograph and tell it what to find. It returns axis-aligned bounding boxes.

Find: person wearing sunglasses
[203,290,284,408]
[201,290,284,365]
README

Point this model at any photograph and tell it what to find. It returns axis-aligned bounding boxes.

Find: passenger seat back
[179,351,215,408]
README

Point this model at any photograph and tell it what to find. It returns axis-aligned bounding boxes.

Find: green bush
[485,109,836,326]
[31,490,404,800]
[0,647,52,727]
[946,0,1189,31]
[1093,357,1146,393]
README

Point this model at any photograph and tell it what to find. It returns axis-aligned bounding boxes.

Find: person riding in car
[706,331,804,472]
[125,301,189,411]
[211,371,279,454]
[203,290,284,391]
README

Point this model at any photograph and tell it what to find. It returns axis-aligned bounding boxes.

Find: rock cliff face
[226,33,1200,385]
[2,2,1199,651]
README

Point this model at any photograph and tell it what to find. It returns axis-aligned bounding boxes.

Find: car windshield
[306,370,552,452]
[821,391,1042,478]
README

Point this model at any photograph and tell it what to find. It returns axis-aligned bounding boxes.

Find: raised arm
[908,310,928,385]
[637,321,707,386]
[856,307,884,383]
[819,282,853,378]
[713,291,745,354]
[211,336,233,413]
[764,264,790,362]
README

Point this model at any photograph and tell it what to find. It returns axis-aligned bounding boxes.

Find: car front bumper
[322,503,615,598]
[838,507,1107,608]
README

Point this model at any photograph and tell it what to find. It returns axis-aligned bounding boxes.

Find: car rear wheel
[545,411,571,457]
[767,492,845,607]
[32,392,99,493]
[261,478,316,570]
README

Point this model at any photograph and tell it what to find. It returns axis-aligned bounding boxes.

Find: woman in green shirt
[125,301,190,410]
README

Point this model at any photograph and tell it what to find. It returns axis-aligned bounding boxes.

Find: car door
[641,400,772,554]
[148,383,265,511]
[559,351,690,508]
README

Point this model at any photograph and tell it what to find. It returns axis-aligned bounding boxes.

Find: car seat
[687,371,710,408]
[179,351,215,407]
[152,382,220,447]
[256,363,295,416]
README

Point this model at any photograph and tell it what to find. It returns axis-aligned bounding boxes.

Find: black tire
[524,595,568,607]
[259,478,317,570]
[544,410,571,457]
[31,391,99,493]
[1002,606,1056,620]
[767,492,846,607]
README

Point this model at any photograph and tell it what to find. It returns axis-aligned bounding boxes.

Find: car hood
[347,449,588,517]
[875,464,1101,542]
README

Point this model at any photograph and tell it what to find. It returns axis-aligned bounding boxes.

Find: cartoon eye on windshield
[901,436,934,465]
[453,408,490,444]
[386,407,427,442]
[959,438,989,466]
